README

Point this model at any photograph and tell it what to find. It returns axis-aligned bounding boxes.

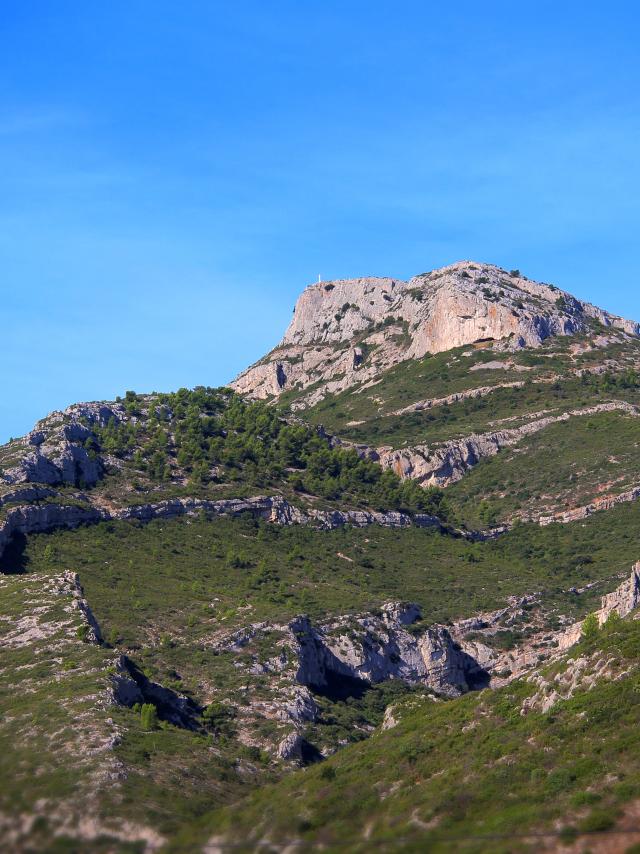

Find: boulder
[276,732,306,762]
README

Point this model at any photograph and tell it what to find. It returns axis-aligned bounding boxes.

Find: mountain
[233,261,639,407]
[3,262,640,853]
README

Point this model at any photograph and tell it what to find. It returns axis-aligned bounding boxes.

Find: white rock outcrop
[270,603,488,698]
[276,732,306,762]
[1,402,123,488]
[558,563,640,650]
[211,601,489,713]
[520,567,640,715]
[232,261,639,405]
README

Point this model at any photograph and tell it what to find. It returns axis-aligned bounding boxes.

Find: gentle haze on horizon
[2,1,640,441]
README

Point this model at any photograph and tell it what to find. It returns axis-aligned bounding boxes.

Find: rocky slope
[0,570,137,851]
[233,261,639,405]
[205,600,640,853]
[215,562,640,742]
[0,402,119,487]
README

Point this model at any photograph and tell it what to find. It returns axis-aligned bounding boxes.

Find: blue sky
[1,1,639,440]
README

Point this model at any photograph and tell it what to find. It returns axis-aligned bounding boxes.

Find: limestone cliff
[209,564,640,749]
[232,261,639,405]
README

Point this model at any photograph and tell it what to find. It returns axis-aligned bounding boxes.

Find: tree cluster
[94,387,451,517]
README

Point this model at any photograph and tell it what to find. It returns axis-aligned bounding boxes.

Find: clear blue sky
[2,1,639,441]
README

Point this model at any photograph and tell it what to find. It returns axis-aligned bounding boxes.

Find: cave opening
[310,669,371,702]
[0,532,29,574]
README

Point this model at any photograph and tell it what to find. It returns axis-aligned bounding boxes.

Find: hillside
[3,262,640,852]
[199,600,640,853]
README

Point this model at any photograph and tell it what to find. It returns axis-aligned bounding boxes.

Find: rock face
[66,571,104,644]
[520,567,640,716]
[214,569,640,758]
[0,502,102,560]
[558,563,640,650]
[448,564,640,691]
[0,486,58,508]
[538,484,640,526]
[0,402,123,488]
[204,601,490,763]
[276,732,306,762]
[110,655,198,729]
[232,261,639,405]
[521,652,625,716]
[112,493,441,531]
[235,602,489,699]
[600,563,640,617]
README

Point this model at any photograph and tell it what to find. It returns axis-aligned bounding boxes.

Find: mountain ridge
[232,260,640,406]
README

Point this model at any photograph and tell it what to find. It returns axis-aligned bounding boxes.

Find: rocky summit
[233,260,639,406]
[4,262,640,853]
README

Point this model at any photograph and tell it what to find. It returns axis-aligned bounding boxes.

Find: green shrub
[94,386,445,515]
[75,624,89,642]
[579,807,616,832]
[226,550,251,569]
[581,613,600,641]
[202,702,236,736]
[140,703,158,731]
[319,765,336,781]
[571,790,601,807]
[43,544,56,564]
[558,826,578,844]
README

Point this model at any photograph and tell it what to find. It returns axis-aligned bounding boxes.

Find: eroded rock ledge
[0,494,444,564]
[375,401,639,487]
[4,477,640,570]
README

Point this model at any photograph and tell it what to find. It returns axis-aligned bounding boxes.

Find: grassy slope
[188,616,640,853]
[18,502,640,669]
[0,569,280,850]
[105,706,271,845]
[284,335,640,528]
[330,378,640,449]
[293,335,640,448]
[448,410,640,527]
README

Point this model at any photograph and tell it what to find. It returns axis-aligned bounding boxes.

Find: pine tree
[581,613,600,641]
